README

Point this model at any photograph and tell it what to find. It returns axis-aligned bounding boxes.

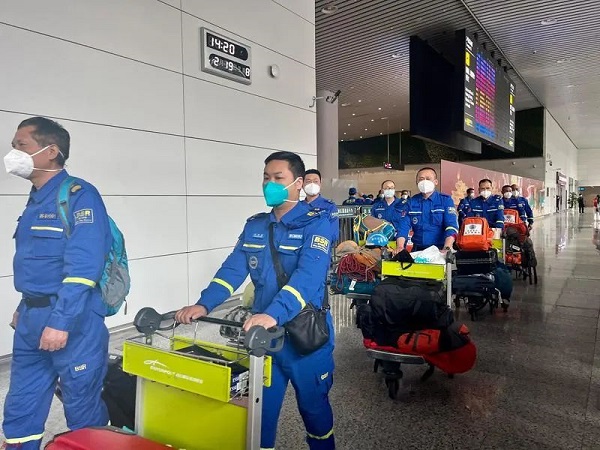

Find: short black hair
[417,167,438,179]
[264,151,305,180]
[401,190,409,195]
[304,169,321,180]
[502,185,512,191]
[18,116,70,166]
[381,179,395,188]
[479,178,493,187]
[466,188,474,194]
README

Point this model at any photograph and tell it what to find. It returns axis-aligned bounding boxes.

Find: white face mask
[383,189,395,198]
[503,192,513,199]
[401,194,408,200]
[417,179,435,194]
[378,194,384,199]
[481,189,492,199]
[512,190,520,197]
[468,192,475,199]
[4,146,62,179]
[304,182,320,196]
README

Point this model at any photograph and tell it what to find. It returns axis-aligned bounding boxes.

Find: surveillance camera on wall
[326,90,341,104]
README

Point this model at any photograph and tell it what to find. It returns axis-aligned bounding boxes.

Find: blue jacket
[13,170,112,332]
[463,194,505,229]
[457,196,473,226]
[342,196,364,205]
[502,197,528,223]
[304,194,339,242]
[519,196,534,224]
[397,191,459,249]
[370,197,406,236]
[198,202,331,328]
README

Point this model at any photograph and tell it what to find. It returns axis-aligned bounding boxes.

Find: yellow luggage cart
[123,308,284,450]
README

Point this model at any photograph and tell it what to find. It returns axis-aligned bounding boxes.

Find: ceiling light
[556,59,568,64]
[321,4,338,15]
[344,132,347,135]
[391,53,402,59]
[380,132,383,135]
[371,119,375,122]
[378,107,382,111]
[352,113,356,116]
[541,19,558,25]
[381,117,388,119]
[341,102,352,107]
[347,123,351,126]
[401,128,404,131]
[364,128,368,131]
[358,99,362,103]
[341,139,344,142]
[360,136,363,139]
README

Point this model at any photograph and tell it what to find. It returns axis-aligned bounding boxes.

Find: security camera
[326,90,342,104]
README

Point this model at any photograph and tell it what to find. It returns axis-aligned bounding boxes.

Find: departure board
[463,32,515,151]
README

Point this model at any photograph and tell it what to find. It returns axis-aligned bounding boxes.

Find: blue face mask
[263,178,299,207]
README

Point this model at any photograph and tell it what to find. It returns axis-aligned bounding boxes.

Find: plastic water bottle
[406,236,414,252]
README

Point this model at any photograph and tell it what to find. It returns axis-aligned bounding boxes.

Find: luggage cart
[123,308,284,450]
[364,255,454,399]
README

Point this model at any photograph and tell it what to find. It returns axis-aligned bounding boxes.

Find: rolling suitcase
[45,427,173,449]
[455,250,498,275]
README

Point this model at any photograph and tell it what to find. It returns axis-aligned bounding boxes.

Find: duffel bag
[397,329,441,355]
[493,263,513,300]
[452,273,496,296]
[329,273,380,295]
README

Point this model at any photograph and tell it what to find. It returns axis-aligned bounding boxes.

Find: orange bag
[503,208,521,225]
[456,217,494,251]
[505,252,522,265]
[397,329,441,355]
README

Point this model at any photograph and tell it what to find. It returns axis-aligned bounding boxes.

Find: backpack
[353,214,395,244]
[57,176,130,316]
[457,217,494,251]
[397,329,441,355]
[503,208,520,225]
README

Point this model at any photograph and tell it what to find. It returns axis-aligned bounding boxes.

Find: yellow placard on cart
[381,260,445,280]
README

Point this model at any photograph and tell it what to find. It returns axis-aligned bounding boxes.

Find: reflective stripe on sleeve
[307,428,334,440]
[279,245,299,251]
[5,433,45,444]
[282,285,306,309]
[243,243,266,249]
[63,277,96,287]
[31,226,63,232]
[445,226,459,233]
[212,278,234,295]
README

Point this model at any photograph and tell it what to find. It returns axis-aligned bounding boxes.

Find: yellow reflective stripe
[30,226,63,232]
[282,285,306,309]
[212,278,234,295]
[445,226,459,232]
[243,243,266,249]
[307,428,334,440]
[63,277,96,287]
[279,245,299,250]
[5,433,45,444]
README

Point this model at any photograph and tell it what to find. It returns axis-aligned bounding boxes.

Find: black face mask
[391,249,414,269]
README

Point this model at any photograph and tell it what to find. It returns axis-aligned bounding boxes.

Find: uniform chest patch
[74,209,94,225]
[38,212,57,220]
[248,256,259,270]
[288,233,303,240]
[252,233,264,239]
[310,235,330,254]
[412,217,418,224]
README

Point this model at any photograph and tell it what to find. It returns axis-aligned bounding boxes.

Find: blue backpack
[57,176,130,316]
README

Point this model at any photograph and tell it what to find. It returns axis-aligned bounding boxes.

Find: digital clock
[201,28,252,85]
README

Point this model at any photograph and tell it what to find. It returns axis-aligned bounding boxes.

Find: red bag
[45,427,172,450]
[424,341,477,374]
[505,252,522,265]
[397,329,441,355]
[457,217,493,251]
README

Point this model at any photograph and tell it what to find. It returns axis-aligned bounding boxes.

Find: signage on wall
[579,187,585,191]
[200,28,252,85]
[556,172,567,186]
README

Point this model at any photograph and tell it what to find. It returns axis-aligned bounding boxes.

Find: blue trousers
[260,344,335,450]
[2,305,109,450]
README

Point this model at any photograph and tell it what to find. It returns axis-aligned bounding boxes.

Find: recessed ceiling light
[556,59,568,64]
[364,128,368,131]
[352,113,356,116]
[340,139,344,142]
[321,4,338,14]
[541,19,558,26]
[344,132,347,135]
[360,136,363,139]
[378,107,382,111]
[380,132,383,135]
[381,117,388,120]
[358,99,362,103]
[341,102,352,107]
[391,53,402,59]
[347,123,351,126]
[371,119,375,122]
[401,128,404,131]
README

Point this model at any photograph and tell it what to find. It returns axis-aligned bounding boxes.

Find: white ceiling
[315,0,600,149]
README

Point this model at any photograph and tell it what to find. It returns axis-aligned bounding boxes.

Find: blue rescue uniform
[3,170,112,450]
[305,194,339,242]
[342,196,364,205]
[198,202,334,450]
[370,197,406,238]
[463,194,505,228]
[519,196,534,225]
[457,196,473,226]
[398,191,459,250]
[502,197,528,223]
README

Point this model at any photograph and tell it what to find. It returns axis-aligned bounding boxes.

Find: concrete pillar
[316,89,339,182]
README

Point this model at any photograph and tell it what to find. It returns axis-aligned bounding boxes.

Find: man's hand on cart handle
[243,313,277,332]
[175,305,208,324]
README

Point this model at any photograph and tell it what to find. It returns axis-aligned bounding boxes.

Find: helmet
[365,233,388,248]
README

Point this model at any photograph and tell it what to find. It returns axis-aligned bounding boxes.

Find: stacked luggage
[454,217,512,320]
[503,209,538,284]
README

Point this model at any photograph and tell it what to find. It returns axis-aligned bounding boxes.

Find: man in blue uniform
[342,187,364,205]
[176,152,335,450]
[463,179,505,229]
[303,168,339,242]
[400,190,410,201]
[2,117,112,450]
[457,188,475,226]
[501,185,528,223]
[511,184,534,229]
[395,167,459,252]
[371,180,404,224]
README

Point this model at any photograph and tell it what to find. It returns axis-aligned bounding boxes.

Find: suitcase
[455,250,498,275]
[45,427,173,449]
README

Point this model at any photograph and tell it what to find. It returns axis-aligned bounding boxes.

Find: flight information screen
[463,32,515,151]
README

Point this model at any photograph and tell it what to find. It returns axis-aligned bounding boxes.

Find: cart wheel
[421,364,435,382]
[373,359,380,373]
[386,378,399,399]
[533,267,538,284]
[502,303,509,313]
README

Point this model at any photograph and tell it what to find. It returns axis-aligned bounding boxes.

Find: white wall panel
[159,0,181,9]
[271,0,315,24]
[184,77,316,153]
[181,0,315,67]
[0,112,37,196]
[103,196,188,260]
[578,149,600,186]
[0,25,184,136]
[0,276,20,356]
[188,248,248,306]
[0,0,183,72]
[105,253,189,329]
[181,14,315,111]
[0,197,27,278]
[187,197,265,252]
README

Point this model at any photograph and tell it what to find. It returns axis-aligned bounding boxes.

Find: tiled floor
[2,210,600,449]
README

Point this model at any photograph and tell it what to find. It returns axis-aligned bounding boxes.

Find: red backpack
[457,217,494,251]
[397,329,441,355]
